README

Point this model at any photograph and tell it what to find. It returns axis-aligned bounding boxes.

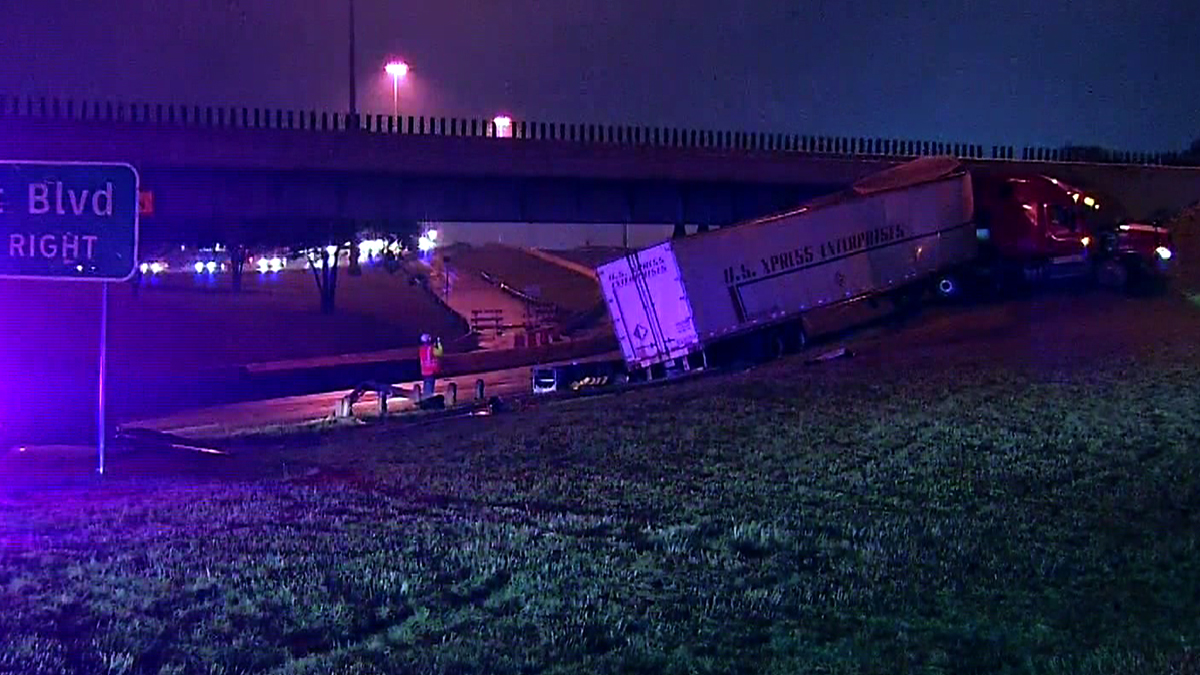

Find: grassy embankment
[2,294,1200,674]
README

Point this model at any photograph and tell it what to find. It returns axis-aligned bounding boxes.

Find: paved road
[125,353,622,439]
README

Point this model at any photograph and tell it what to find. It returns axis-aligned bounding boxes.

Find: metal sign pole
[0,162,138,475]
[98,281,108,475]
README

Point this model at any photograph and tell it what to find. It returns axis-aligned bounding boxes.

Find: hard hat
[420,333,431,343]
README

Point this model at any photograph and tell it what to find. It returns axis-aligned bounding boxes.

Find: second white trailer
[596,157,979,372]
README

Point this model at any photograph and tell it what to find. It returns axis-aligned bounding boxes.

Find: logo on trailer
[633,324,650,340]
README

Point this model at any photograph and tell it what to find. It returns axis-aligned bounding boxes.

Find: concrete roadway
[125,352,623,440]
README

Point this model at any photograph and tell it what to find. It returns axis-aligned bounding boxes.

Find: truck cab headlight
[1155,246,1172,261]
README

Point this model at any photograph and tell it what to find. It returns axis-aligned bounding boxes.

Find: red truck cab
[972,173,1093,285]
[970,172,1169,292]
[1093,221,1173,290]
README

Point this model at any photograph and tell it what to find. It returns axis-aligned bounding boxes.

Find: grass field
[2,291,1200,674]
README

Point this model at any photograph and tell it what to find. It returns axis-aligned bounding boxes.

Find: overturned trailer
[595,157,978,376]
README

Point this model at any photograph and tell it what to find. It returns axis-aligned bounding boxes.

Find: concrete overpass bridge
[1,94,1197,249]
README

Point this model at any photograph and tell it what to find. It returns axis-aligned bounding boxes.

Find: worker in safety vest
[419,333,444,397]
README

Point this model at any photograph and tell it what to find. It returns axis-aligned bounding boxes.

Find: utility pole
[348,0,357,118]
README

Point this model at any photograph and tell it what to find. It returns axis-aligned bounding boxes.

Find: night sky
[1,0,1196,152]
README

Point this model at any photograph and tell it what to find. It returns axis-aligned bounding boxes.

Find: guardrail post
[475,379,485,401]
[448,382,458,406]
[378,390,389,417]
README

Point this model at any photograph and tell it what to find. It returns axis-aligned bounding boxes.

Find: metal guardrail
[0,93,1193,168]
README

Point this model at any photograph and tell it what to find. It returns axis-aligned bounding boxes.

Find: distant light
[1156,246,1172,261]
[417,235,435,252]
[205,261,217,274]
[494,115,513,138]
[1119,224,1131,231]
[426,229,439,242]
[140,263,150,274]
[1071,193,1080,202]
[269,258,283,272]
[1080,236,1091,247]
[358,239,386,256]
[194,262,205,274]
[257,259,270,273]
[150,262,164,274]
[1083,196,1096,208]
[385,61,409,79]
[75,265,84,272]
[325,245,338,257]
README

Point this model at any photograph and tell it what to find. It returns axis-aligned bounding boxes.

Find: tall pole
[98,282,109,475]
[392,76,399,117]
[348,0,357,118]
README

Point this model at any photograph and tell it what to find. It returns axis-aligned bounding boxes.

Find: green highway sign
[0,161,139,281]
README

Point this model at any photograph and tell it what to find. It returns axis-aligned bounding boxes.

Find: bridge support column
[672,223,688,239]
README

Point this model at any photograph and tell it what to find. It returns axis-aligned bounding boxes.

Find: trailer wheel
[1095,259,1129,291]
[891,287,923,320]
[935,274,961,301]
[767,330,787,361]
[786,322,808,353]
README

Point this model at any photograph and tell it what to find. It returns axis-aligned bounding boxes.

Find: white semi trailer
[595,157,979,376]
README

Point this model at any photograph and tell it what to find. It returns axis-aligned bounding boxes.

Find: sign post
[0,161,140,474]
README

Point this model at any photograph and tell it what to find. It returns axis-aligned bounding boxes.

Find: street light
[493,115,513,138]
[385,61,409,117]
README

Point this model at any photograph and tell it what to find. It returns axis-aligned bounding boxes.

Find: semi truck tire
[934,273,963,301]
[891,286,923,319]
[768,331,787,361]
[1094,259,1129,292]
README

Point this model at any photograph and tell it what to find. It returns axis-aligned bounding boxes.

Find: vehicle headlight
[1155,246,1172,261]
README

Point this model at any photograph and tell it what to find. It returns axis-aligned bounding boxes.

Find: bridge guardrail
[0,94,1192,168]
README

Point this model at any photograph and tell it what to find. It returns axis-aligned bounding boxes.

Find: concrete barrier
[523,248,600,280]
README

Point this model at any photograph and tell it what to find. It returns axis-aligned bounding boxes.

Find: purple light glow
[493,115,513,138]
[384,62,409,79]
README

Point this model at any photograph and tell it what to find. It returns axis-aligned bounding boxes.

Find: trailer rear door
[597,243,699,369]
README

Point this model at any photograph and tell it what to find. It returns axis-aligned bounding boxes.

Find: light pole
[348,0,357,117]
[385,61,409,117]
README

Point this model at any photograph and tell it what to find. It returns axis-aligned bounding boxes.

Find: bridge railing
[0,94,1190,168]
